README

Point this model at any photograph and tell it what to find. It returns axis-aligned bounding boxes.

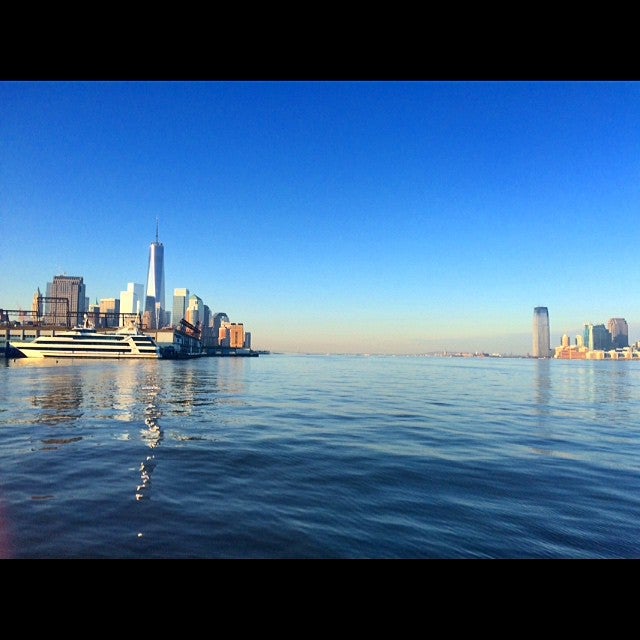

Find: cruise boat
[9,316,162,359]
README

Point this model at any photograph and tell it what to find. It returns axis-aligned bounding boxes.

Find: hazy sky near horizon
[2,81,639,354]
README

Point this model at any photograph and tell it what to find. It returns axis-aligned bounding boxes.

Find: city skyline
[2,81,640,354]
[15,247,637,357]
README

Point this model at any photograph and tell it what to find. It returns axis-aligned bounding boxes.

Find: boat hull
[10,347,161,359]
[9,331,162,359]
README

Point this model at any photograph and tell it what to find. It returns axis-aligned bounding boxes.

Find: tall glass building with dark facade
[144,222,165,329]
[583,323,612,351]
[607,318,629,349]
[532,306,550,358]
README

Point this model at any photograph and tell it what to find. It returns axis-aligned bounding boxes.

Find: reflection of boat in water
[10,316,162,360]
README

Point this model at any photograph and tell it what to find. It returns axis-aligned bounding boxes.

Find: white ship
[10,316,162,359]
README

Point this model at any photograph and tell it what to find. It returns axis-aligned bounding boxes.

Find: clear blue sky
[2,81,639,355]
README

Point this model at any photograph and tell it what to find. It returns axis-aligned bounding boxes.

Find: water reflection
[606,362,631,406]
[40,435,83,449]
[166,360,247,418]
[529,358,579,459]
[592,362,632,426]
[555,361,634,425]
[168,366,199,414]
[111,362,144,421]
[135,376,163,502]
[87,361,147,422]
[30,369,83,426]
[530,358,640,461]
[534,358,551,423]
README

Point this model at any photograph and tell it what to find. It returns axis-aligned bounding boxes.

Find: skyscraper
[583,323,612,351]
[144,220,165,329]
[212,312,229,346]
[120,282,144,325]
[172,288,189,327]
[607,318,629,349]
[99,298,120,328]
[45,275,87,326]
[532,306,550,358]
[186,294,203,328]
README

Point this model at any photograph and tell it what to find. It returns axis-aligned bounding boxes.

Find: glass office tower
[583,323,612,351]
[532,306,550,358]
[144,221,165,328]
[172,288,189,328]
[607,318,629,349]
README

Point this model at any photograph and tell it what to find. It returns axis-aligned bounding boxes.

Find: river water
[1,354,639,558]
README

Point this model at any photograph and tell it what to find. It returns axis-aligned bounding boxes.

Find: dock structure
[2,324,259,359]
[1,325,199,360]
[205,346,259,357]
[2,308,260,359]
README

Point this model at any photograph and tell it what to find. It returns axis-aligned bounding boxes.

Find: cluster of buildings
[13,225,253,354]
[532,306,640,360]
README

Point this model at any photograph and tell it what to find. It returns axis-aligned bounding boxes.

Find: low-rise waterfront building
[554,344,640,360]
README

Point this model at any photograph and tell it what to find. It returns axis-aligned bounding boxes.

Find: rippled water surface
[1,354,639,558]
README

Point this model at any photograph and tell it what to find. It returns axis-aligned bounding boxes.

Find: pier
[2,325,261,359]
[1,308,261,360]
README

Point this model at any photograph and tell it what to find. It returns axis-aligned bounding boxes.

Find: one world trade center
[144,220,165,329]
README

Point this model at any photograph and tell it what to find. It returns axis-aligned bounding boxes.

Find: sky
[2,80,640,355]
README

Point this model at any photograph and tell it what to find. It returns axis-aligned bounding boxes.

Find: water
[1,354,639,558]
